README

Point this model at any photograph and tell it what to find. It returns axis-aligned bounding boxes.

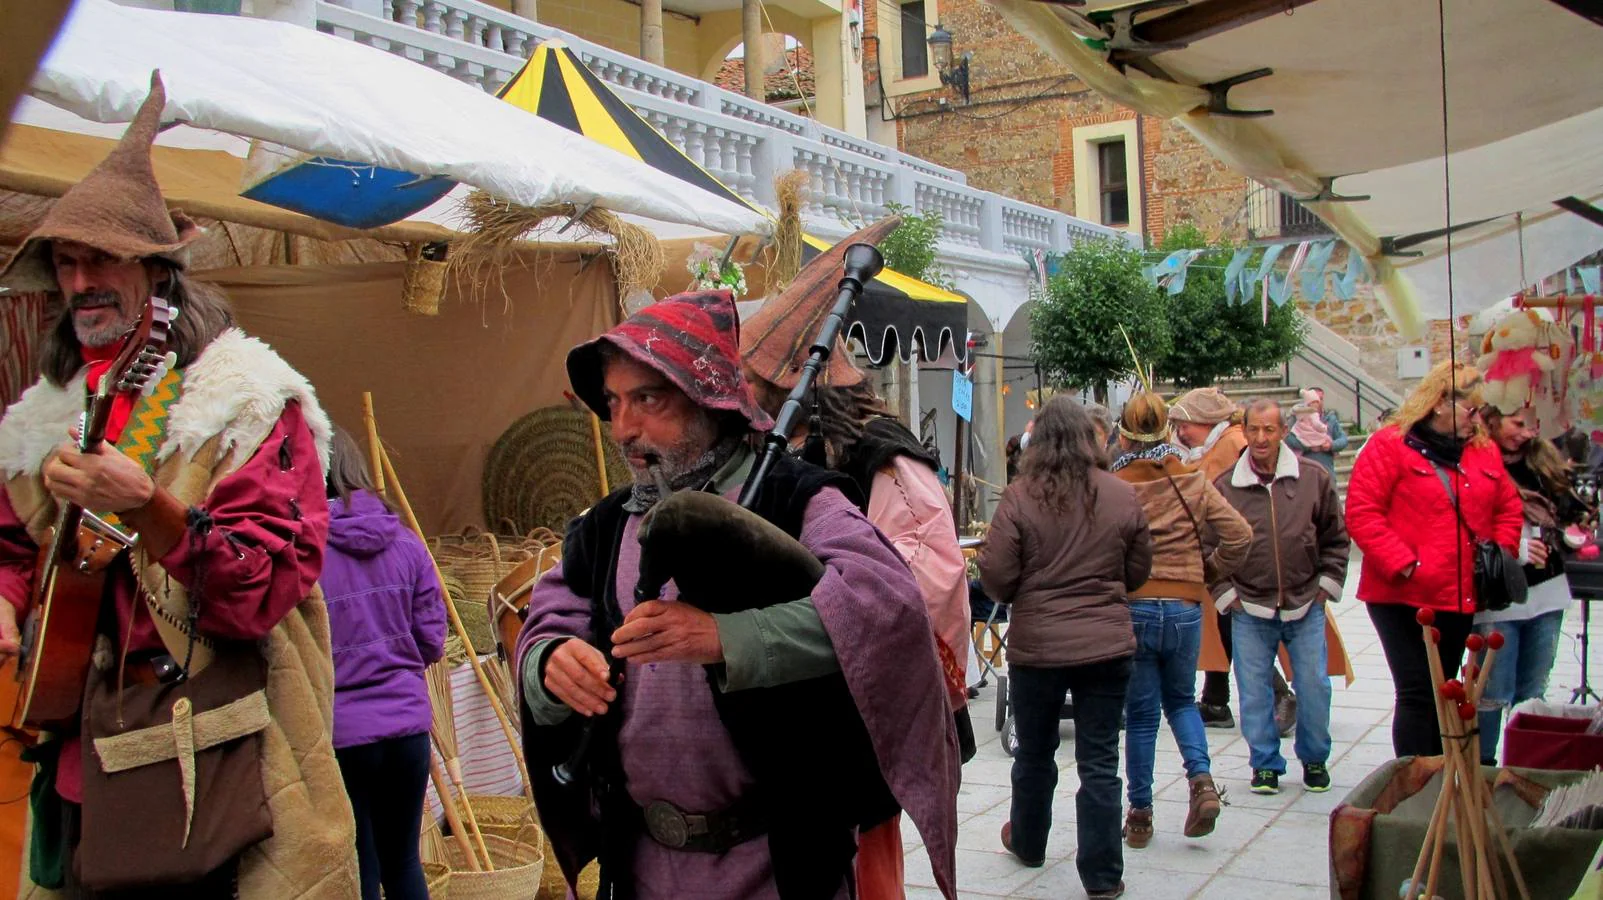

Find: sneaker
[1303,762,1331,793]
[999,822,1044,868]
[1123,807,1153,849]
[1250,769,1281,794]
[1275,691,1298,738]
[1087,882,1126,900]
[1198,702,1235,729]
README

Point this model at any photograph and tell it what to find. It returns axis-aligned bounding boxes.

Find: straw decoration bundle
[449,191,662,313]
[427,660,493,871]
[766,169,806,291]
[420,818,453,897]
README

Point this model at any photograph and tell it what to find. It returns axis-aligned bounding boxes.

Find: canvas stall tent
[0,119,621,536]
[986,0,1603,334]
[32,0,768,241]
[249,33,970,369]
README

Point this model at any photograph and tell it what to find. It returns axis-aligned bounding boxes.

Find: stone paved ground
[900,559,1600,898]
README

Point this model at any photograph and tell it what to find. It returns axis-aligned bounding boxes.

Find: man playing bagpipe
[514,289,958,900]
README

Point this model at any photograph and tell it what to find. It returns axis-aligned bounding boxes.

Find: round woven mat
[483,407,632,536]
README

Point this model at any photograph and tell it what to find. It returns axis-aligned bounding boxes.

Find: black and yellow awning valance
[500,40,968,365]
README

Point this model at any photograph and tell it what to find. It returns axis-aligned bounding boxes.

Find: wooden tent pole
[368,409,537,806]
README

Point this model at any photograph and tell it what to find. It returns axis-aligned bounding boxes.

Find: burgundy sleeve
[156,401,329,641]
[0,487,38,615]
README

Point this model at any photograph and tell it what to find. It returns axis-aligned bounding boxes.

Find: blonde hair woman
[1345,362,1523,757]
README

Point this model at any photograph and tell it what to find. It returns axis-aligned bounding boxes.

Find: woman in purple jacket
[322,429,447,900]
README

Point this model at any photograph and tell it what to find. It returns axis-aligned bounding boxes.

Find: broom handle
[361,392,386,496]
[430,753,483,873]
[446,757,495,871]
[588,412,609,497]
[378,441,537,806]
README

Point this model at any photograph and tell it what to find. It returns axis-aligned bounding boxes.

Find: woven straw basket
[402,242,448,315]
[432,528,562,664]
[424,860,451,899]
[441,831,545,900]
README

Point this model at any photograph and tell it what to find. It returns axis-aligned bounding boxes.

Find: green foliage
[1030,237,1172,398]
[877,202,955,291]
[1154,225,1306,389]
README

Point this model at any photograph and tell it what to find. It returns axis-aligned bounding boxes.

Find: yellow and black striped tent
[499,40,968,366]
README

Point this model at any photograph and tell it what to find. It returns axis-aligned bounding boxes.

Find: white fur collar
[0,328,331,480]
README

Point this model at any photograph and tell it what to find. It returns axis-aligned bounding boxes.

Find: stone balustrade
[308,0,1127,256]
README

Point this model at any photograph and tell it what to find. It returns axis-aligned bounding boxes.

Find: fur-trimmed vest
[0,329,358,899]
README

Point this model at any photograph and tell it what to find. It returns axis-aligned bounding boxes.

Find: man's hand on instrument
[42,441,156,513]
[0,600,19,658]
[544,638,617,718]
[612,600,724,666]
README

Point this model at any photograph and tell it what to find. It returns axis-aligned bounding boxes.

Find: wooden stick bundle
[1402,611,1530,900]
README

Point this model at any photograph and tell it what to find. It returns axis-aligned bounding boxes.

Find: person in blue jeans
[1111,393,1252,848]
[1474,405,1581,764]
[979,397,1153,900]
[1212,399,1350,794]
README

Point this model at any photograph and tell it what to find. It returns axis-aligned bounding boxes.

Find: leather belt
[639,798,768,853]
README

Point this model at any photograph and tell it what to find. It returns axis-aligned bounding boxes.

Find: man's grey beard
[621,420,743,513]
[70,291,136,348]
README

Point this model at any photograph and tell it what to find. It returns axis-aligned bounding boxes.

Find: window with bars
[1098,140,1130,227]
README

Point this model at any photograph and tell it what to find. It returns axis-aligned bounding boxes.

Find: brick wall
[864,0,1247,245]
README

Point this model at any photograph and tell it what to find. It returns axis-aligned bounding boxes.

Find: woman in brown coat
[1111,393,1252,850]
[979,397,1152,900]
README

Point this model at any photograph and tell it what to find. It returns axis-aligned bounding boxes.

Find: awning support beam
[1555,196,1603,230]
[1137,0,1324,46]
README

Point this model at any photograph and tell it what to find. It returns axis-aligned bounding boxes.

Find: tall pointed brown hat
[740,216,901,389]
[0,70,201,294]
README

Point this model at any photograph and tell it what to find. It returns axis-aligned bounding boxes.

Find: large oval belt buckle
[645,800,689,849]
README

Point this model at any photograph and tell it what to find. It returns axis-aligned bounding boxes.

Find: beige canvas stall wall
[205,257,620,534]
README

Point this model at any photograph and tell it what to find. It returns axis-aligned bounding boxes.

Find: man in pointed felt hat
[741,219,969,900]
[0,72,357,897]
[514,288,960,900]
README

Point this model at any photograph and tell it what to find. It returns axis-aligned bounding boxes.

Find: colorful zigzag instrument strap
[102,367,184,534]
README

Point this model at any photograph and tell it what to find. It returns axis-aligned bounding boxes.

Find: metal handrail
[1282,339,1400,431]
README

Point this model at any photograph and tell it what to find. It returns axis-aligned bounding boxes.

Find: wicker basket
[456,794,534,843]
[402,242,448,316]
[424,860,451,899]
[441,831,545,900]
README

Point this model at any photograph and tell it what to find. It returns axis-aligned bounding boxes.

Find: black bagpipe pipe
[554,244,897,899]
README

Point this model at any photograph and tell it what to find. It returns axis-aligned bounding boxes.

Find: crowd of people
[0,72,1592,900]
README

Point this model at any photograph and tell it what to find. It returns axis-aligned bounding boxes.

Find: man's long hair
[1019,395,1103,512]
[41,265,235,387]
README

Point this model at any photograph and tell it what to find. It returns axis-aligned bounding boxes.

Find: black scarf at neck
[1406,421,1466,468]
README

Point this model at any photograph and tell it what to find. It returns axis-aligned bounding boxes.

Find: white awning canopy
[987,0,1603,334]
[28,0,770,239]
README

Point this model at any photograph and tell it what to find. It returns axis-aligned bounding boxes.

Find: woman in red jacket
[1346,361,1523,757]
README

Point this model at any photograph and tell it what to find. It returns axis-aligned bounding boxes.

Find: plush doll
[1477,309,1568,415]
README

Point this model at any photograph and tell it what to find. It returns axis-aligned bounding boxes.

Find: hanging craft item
[1475,308,1570,421]
[1568,296,1603,442]
[481,406,632,536]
